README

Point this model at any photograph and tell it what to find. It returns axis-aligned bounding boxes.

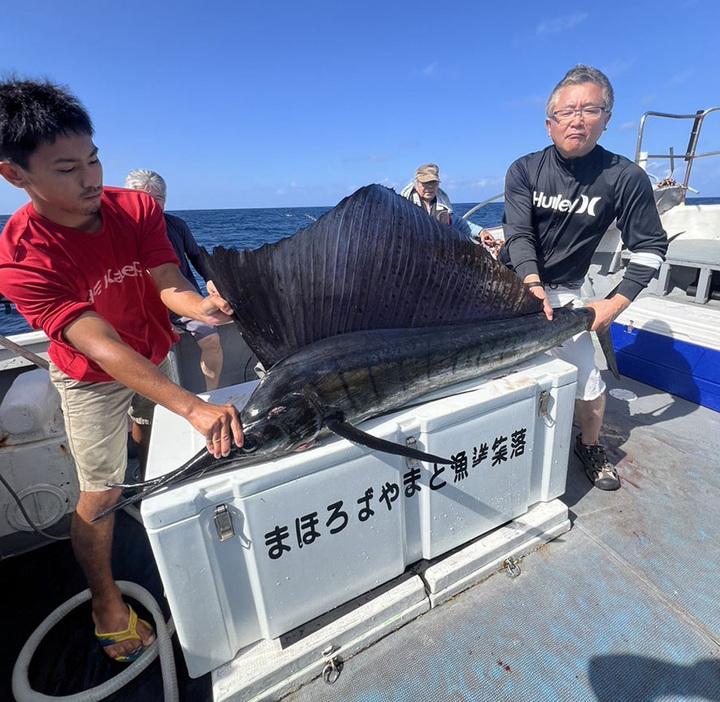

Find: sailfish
[95,184,614,520]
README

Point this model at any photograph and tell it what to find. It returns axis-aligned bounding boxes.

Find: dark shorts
[174,316,217,342]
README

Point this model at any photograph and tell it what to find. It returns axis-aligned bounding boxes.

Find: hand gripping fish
[95,185,616,520]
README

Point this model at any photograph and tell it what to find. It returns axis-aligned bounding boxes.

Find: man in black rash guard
[500,65,667,491]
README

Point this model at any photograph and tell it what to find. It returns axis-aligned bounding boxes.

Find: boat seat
[623,239,720,304]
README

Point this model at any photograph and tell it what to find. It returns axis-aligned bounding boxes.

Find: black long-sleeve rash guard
[500,145,668,301]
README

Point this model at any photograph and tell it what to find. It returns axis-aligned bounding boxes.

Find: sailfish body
[98,185,603,518]
[239,311,591,457]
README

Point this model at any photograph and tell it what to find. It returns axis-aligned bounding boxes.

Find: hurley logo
[533,191,601,216]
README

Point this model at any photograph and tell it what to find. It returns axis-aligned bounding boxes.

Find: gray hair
[546,65,614,117]
[124,169,167,197]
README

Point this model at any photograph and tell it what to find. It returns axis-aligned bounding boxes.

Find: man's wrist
[609,294,631,313]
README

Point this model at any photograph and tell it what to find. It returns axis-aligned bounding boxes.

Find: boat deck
[280,369,720,702]
[2,366,719,701]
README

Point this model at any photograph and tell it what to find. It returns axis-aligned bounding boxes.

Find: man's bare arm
[64,312,242,457]
[586,295,631,332]
[148,263,234,326]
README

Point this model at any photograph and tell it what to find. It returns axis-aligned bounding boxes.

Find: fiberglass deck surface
[282,372,720,702]
[2,369,718,702]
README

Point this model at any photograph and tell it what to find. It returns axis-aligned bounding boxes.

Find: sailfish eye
[241,435,259,453]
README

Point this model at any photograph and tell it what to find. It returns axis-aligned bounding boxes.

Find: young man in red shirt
[0,78,244,662]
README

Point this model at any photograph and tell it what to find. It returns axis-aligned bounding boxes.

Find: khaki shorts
[49,357,174,492]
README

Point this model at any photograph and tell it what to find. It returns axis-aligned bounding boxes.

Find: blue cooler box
[612,297,720,412]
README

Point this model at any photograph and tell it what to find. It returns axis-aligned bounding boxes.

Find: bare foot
[94,602,155,661]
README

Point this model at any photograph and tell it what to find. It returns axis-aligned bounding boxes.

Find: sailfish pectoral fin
[596,326,620,380]
[325,417,453,465]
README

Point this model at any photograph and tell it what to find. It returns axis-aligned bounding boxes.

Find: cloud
[668,69,695,86]
[421,63,438,77]
[446,177,504,191]
[536,13,588,35]
[599,58,636,77]
[645,161,670,180]
[275,182,305,196]
[617,122,637,132]
[341,154,391,164]
[469,177,504,189]
[380,177,404,190]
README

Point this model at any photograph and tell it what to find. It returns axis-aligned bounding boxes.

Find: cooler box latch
[214,504,235,541]
[538,390,551,417]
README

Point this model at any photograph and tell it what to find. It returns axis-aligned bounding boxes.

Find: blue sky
[1,0,719,213]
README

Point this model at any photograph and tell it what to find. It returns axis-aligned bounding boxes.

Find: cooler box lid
[615,297,720,352]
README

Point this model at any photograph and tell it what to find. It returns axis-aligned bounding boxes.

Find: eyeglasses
[550,106,608,123]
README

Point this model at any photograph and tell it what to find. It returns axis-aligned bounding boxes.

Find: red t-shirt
[0,187,180,382]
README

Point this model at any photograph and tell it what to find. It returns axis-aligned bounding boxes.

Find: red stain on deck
[497,660,512,672]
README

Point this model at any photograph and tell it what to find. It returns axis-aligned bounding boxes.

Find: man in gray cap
[401,164,498,249]
[401,163,454,218]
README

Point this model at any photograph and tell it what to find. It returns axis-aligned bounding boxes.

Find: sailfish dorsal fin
[203,185,540,368]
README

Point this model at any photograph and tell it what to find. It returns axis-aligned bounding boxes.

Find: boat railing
[635,107,720,203]
[461,192,503,221]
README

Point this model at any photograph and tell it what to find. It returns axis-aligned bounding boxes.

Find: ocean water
[0,201,503,336]
[3,195,718,338]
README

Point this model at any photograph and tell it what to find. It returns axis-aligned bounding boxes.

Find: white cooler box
[142,355,577,678]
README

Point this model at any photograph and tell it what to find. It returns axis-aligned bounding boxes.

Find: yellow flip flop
[95,604,154,663]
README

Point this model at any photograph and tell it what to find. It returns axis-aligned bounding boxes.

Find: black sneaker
[574,434,621,491]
